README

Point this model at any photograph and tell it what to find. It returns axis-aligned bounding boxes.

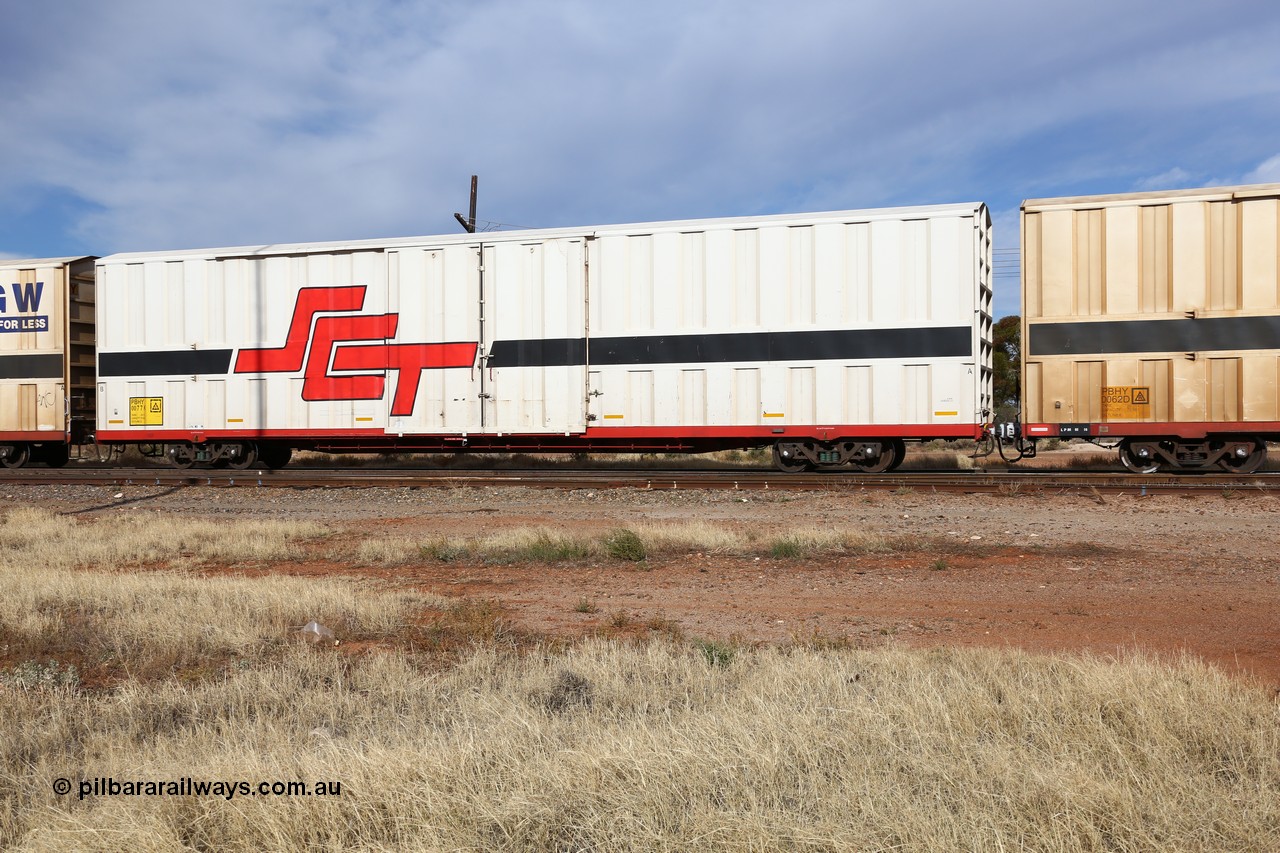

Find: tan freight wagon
[1021,183,1280,472]
[0,257,96,467]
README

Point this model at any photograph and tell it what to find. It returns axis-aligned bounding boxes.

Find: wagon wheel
[1218,439,1266,474]
[257,444,293,470]
[166,443,198,469]
[772,442,810,473]
[0,444,30,469]
[37,443,71,468]
[886,439,907,471]
[226,442,259,470]
[852,440,900,473]
[1118,441,1159,474]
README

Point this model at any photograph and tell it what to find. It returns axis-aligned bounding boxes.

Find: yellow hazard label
[1101,386,1150,419]
[129,397,164,426]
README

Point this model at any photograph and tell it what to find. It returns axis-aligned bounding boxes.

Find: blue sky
[2,0,1278,318]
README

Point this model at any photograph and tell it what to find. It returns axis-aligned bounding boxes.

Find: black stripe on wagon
[488,326,972,368]
[1029,316,1280,357]
[0,353,63,380]
[99,349,234,377]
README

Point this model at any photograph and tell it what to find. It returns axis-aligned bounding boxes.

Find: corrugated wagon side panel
[586,209,987,433]
[1170,203,1206,314]
[485,238,587,433]
[0,260,75,440]
[1023,183,1280,430]
[98,241,494,440]
[387,245,481,433]
[1241,197,1279,310]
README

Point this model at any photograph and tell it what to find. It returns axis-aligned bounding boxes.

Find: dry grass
[1,641,1276,851]
[897,450,977,470]
[0,505,329,570]
[630,520,754,554]
[3,507,1277,850]
[352,521,916,567]
[0,508,446,684]
[356,527,598,565]
[767,526,898,559]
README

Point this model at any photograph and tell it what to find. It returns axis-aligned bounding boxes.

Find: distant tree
[992,315,1020,421]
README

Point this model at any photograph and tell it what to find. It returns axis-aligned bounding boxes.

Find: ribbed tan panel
[1022,183,1280,426]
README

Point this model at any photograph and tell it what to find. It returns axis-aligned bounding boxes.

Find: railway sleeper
[1120,437,1266,474]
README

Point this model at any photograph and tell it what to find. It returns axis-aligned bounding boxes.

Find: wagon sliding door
[383,246,484,436]
[481,239,588,435]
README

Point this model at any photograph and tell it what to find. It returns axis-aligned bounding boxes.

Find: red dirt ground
[288,542,1279,686]
[8,481,1280,687]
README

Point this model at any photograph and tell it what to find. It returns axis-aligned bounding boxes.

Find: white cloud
[1245,154,1280,183]
[1133,167,1193,191]
[1,0,1279,262]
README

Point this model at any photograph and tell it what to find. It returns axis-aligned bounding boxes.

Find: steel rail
[1,466,1277,494]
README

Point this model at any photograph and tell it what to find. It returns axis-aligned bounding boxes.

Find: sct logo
[0,281,48,333]
[233,286,478,417]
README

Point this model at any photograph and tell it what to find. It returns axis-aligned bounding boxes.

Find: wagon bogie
[1116,435,1267,474]
[159,440,274,470]
[769,436,907,473]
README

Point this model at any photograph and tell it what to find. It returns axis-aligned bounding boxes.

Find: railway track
[2,465,1277,494]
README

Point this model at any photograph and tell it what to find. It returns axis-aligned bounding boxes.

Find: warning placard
[129,397,164,426]
[1101,386,1149,420]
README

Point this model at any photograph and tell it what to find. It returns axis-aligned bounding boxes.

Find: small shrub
[574,598,599,614]
[539,670,594,713]
[696,639,736,669]
[788,628,859,651]
[438,599,509,644]
[1,659,80,692]
[605,528,647,562]
[646,616,684,639]
[419,539,469,562]
[527,532,592,562]
[769,537,806,559]
[932,558,948,571]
